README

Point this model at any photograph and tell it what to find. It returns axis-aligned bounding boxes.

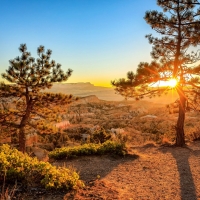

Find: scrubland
[1,96,200,200]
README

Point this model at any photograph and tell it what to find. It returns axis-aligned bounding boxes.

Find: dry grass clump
[191,128,200,141]
[161,137,172,145]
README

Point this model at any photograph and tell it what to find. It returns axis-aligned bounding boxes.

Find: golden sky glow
[0,1,156,88]
[166,78,178,88]
[152,78,178,88]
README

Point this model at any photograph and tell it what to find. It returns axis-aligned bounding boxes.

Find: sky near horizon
[0,0,161,87]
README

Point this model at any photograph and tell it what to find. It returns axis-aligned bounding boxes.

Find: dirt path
[21,141,200,200]
[55,141,200,200]
[103,143,200,200]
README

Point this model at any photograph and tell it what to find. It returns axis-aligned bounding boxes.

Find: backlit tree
[112,0,200,146]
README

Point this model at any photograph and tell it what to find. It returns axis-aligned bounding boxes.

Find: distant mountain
[44,82,178,103]
[74,95,101,104]
[44,82,124,101]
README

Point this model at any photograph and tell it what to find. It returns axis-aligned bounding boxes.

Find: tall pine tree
[112,0,200,146]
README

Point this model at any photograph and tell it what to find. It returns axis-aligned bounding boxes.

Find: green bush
[0,144,83,190]
[49,140,127,160]
[98,140,126,155]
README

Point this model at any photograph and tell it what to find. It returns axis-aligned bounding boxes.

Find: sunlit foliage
[112,0,200,146]
[0,44,74,152]
[0,144,83,190]
[49,140,127,160]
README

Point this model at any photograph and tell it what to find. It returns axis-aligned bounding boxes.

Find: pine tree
[0,44,74,152]
[112,0,200,146]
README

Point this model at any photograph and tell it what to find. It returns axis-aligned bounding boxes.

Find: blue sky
[0,0,160,87]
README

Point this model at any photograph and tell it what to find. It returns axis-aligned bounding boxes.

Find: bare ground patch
[4,141,200,200]
[67,141,200,200]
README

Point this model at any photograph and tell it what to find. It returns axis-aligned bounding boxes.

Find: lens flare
[167,78,177,87]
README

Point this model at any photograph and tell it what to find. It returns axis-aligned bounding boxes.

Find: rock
[32,147,49,162]
[141,115,157,119]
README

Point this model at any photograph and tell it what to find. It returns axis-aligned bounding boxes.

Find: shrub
[0,144,83,190]
[49,140,127,160]
[91,128,111,144]
[97,140,126,155]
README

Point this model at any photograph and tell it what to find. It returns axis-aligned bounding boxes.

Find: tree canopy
[0,44,75,152]
[112,0,200,146]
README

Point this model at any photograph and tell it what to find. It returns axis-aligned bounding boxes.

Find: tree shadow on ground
[53,153,139,183]
[54,153,138,200]
[159,142,200,200]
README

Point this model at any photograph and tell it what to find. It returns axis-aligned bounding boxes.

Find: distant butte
[44,82,178,103]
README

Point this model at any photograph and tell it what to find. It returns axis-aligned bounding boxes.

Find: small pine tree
[0,44,74,152]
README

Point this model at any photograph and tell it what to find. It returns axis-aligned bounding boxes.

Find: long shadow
[54,154,138,199]
[53,153,138,183]
[159,144,200,200]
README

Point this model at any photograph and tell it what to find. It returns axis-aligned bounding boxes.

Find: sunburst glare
[167,78,178,88]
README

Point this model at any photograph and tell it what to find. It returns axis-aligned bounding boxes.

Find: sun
[167,78,178,87]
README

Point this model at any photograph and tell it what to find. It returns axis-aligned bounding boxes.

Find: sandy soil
[11,141,200,200]
[62,141,200,200]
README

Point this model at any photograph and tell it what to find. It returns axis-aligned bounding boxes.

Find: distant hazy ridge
[45,82,124,101]
[45,82,178,103]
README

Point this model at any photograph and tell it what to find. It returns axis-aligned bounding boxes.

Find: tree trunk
[175,86,186,147]
[19,126,26,153]
[18,100,33,153]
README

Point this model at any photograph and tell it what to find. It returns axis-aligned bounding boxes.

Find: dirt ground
[55,141,200,200]
[8,141,200,200]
